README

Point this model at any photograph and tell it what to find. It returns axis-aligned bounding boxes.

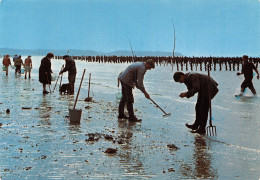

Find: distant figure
[59,55,77,95]
[2,54,12,76]
[14,55,24,74]
[173,72,219,134]
[236,55,260,95]
[24,55,32,79]
[13,54,18,63]
[39,53,54,94]
[118,59,155,122]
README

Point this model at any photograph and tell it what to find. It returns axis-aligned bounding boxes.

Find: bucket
[51,73,57,81]
[69,108,82,124]
[2,66,6,71]
[116,92,122,100]
[21,68,25,74]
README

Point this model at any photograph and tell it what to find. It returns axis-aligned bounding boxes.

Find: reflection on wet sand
[117,120,145,177]
[37,96,52,126]
[181,135,218,179]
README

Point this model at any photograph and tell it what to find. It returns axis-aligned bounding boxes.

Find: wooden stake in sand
[84,73,93,102]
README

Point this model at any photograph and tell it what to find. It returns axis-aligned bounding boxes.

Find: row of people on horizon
[2,53,260,135]
[2,54,33,79]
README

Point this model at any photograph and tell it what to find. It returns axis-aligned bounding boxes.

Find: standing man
[39,53,54,94]
[2,54,12,76]
[173,72,218,134]
[59,55,77,95]
[14,55,24,74]
[13,54,18,63]
[118,59,155,122]
[24,55,32,79]
[236,55,259,96]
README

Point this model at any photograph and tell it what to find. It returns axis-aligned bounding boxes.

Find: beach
[0,56,260,179]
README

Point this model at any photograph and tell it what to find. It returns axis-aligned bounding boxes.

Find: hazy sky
[0,0,259,57]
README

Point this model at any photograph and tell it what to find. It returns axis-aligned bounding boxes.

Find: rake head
[206,125,217,136]
[163,113,171,118]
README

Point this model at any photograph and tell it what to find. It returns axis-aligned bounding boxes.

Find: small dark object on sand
[168,168,175,172]
[167,144,179,151]
[104,148,117,154]
[6,109,10,114]
[84,97,93,102]
[85,106,91,109]
[22,107,32,110]
[104,135,113,141]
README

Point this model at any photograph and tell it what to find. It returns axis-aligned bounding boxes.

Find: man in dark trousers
[173,72,219,134]
[59,55,77,95]
[118,59,155,122]
[236,55,259,96]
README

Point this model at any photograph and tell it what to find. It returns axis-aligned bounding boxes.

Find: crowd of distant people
[2,54,32,78]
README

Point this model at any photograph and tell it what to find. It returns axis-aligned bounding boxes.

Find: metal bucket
[69,108,82,124]
[51,73,57,81]
[116,92,122,100]
[2,66,6,71]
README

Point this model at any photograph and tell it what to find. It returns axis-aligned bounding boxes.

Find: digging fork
[207,98,217,136]
[207,63,217,136]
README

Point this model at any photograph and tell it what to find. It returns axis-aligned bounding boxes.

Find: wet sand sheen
[0,56,259,179]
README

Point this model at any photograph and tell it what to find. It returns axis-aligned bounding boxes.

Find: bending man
[173,71,218,134]
[59,55,77,95]
[118,59,155,122]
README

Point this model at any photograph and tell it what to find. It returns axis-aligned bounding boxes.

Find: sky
[0,0,259,57]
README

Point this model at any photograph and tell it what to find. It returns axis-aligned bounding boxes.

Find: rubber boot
[118,100,128,119]
[127,103,141,122]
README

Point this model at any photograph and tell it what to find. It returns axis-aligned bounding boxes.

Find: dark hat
[63,55,70,59]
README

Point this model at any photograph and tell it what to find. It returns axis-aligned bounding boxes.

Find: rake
[52,65,64,92]
[207,64,217,136]
[150,98,171,117]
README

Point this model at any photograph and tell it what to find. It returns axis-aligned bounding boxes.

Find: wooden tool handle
[74,69,86,109]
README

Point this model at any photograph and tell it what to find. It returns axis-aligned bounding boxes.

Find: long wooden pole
[172,20,176,71]
[73,69,86,109]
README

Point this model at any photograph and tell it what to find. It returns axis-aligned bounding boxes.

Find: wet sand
[0,56,259,179]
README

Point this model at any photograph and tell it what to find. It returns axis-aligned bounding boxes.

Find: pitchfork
[207,64,217,136]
